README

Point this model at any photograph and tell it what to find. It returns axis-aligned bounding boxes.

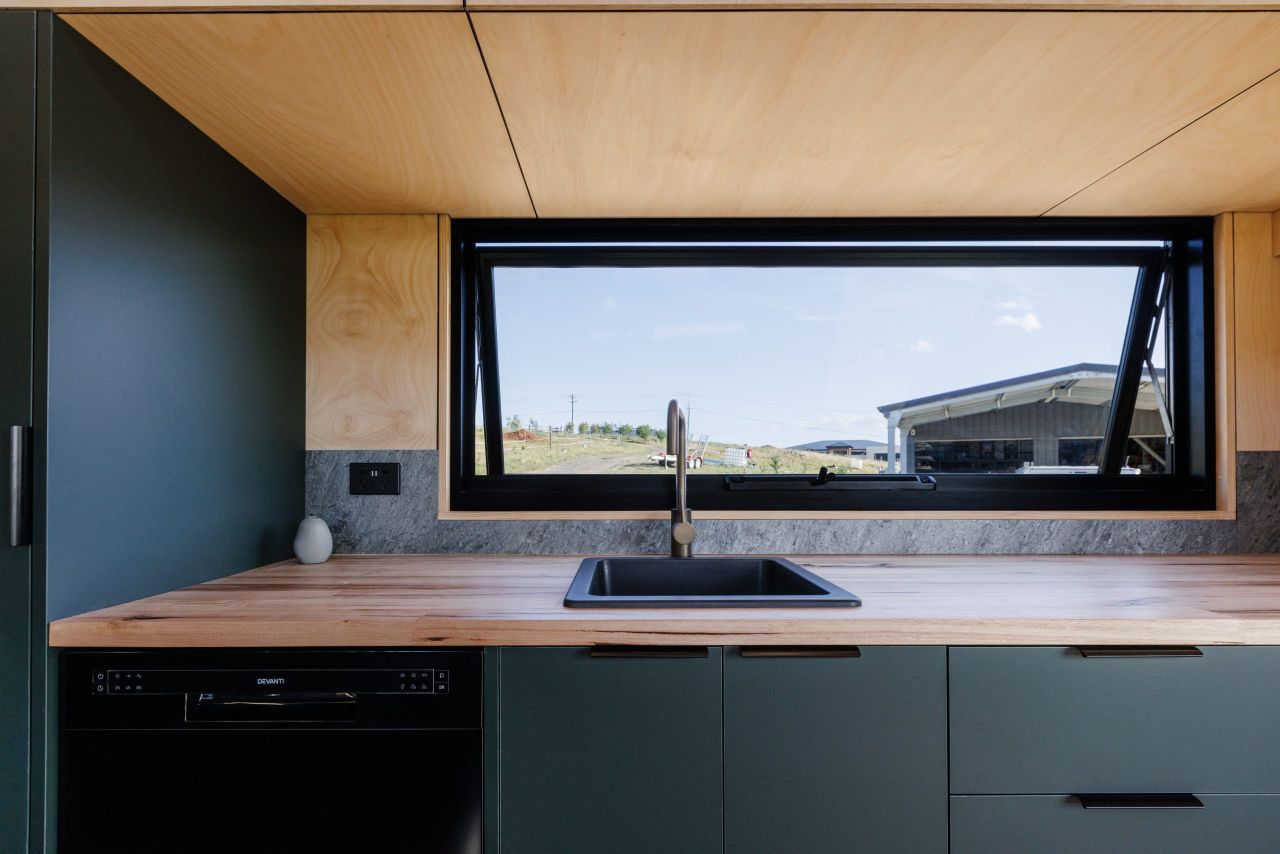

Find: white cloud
[650,321,747,339]
[994,311,1042,332]
[909,339,933,353]
[996,298,1032,311]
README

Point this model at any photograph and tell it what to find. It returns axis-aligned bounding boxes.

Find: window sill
[436,508,1235,522]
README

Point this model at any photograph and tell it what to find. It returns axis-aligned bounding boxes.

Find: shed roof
[877,363,1165,427]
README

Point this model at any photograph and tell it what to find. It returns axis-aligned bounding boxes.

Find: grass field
[476,429,887,476]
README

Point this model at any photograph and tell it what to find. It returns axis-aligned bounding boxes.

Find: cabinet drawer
[949,647,1280,793]
[951,795,1280,854]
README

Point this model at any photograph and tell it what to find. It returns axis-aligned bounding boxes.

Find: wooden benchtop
[47,554,1280,648]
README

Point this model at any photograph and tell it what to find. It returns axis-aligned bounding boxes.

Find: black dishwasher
[60,649,483,854]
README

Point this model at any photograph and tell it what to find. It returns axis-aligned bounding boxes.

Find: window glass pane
[1125,294,1170,474]
[474,373,487,476]
[488,263,1141,476]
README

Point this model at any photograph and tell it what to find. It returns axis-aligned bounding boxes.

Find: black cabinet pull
[738,646,861,658]
[1076,646,1202,658]
[8,426,31,548]
[1075,794,1203,809]
[589,645,708,659]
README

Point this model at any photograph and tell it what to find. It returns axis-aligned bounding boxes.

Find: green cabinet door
[0,11,36,854]
[724,646,948,854]
[496,647,723,854]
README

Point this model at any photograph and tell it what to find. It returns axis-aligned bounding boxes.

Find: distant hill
[788,438,886,451]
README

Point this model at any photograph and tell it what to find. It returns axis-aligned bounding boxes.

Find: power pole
[570,394,576,432]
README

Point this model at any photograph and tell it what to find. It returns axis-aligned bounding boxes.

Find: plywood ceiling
[473,11,1280,217]
[1054,69,1280,215]
[64,10,1280,216]
[63,13,533,216]
[27,2,1280,8]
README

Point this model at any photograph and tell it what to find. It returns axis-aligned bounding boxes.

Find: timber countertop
[46,554,1280,647]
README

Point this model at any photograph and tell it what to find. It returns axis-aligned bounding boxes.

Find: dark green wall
[15,16,306,852]
[43,18,305,620]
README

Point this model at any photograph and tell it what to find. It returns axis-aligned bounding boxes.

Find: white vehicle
[651,433,709,468]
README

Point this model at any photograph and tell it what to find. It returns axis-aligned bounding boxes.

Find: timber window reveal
[448,219,1215,513]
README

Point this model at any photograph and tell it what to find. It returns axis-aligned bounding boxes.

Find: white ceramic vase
[294,516,333,565]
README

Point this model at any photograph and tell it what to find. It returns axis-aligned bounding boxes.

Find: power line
[694,407,881,436]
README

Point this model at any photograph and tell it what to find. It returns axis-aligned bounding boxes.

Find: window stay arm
[1098,252,1169,475]
[476,268,506,476]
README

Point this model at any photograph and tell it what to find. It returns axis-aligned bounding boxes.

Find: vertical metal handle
[8,426,31,547]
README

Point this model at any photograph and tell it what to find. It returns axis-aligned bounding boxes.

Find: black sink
[563,556,860,608]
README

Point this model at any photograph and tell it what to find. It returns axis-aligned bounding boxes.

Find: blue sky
[493,264,1141,448]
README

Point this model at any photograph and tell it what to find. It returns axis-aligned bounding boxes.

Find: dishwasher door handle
[186,691,358,723]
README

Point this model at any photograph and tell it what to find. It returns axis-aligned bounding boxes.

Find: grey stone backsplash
[305,450,1279,555]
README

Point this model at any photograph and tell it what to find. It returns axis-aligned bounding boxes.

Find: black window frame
[449,218,1215,513]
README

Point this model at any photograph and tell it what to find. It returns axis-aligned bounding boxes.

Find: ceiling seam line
[1040,63,1280,216]
[465,8,539,218]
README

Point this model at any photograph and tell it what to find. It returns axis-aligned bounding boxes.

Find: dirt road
[538,453,654,474]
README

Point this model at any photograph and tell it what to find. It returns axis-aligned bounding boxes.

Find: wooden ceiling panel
[471,1,1280,7]
[473,11,1280,217]
[63,13,533,216]
[1053,71,1280,215]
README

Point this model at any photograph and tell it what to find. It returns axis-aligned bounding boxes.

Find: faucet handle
[672,520,696,546]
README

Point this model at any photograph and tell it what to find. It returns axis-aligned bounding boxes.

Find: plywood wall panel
[1234,213,1280,451]
[63,13,531,216]
[307,215,439,451]
[1213,214,1237,514]
[473,11,1280,217]
[42,2,460,8]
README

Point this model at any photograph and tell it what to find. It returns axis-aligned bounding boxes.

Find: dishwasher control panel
[90,667,451,696]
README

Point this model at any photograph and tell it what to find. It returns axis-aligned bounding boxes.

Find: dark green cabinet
[949,646,1280,794]
[951,795,1280,854]
[496,647,724,854]
[724,646,947,853]
[0,13,36,854]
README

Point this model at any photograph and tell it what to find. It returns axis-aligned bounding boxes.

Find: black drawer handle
[739,646,861,658]
[1076,794,1203,810]
[1076,646,1203,658]
[589,645,708,659]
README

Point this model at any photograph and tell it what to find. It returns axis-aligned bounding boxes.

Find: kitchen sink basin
[563,556,860,608]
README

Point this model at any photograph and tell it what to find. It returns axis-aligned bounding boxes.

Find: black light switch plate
[349,462,401,495]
